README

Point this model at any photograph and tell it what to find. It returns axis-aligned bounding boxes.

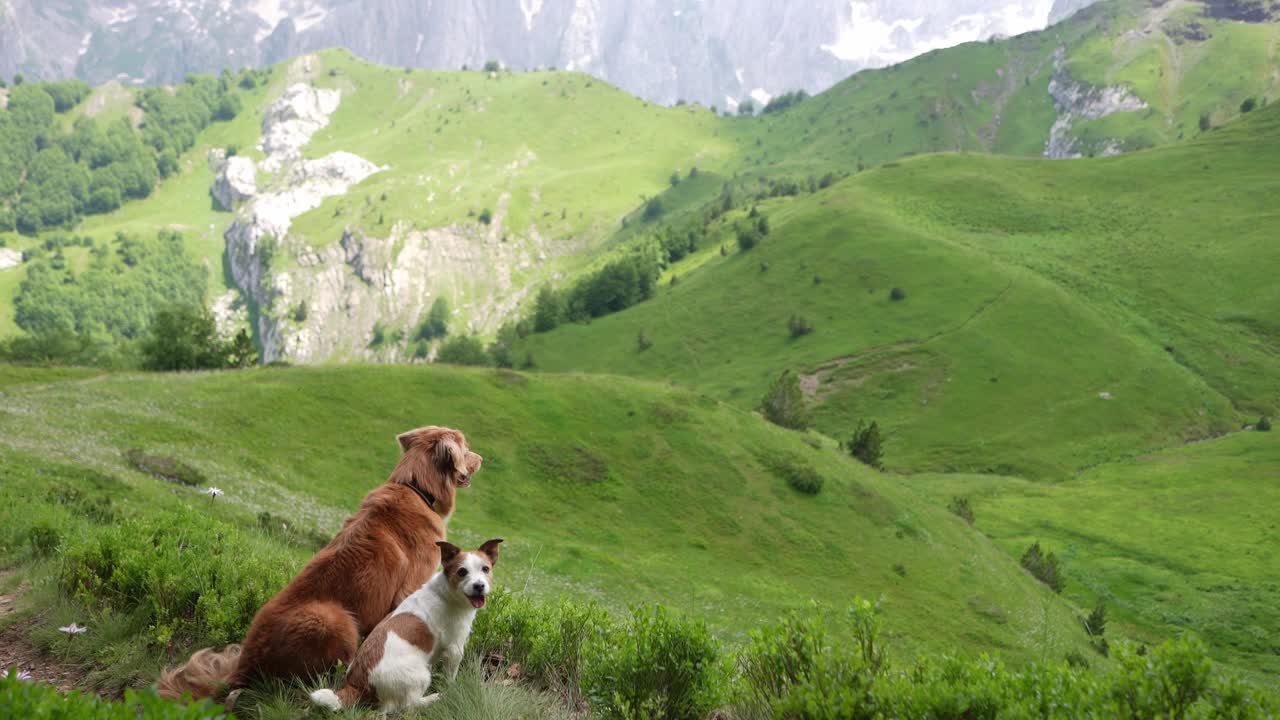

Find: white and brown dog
[310,539,501,712]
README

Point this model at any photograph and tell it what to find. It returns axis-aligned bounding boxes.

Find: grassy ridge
[0,364,1096,667]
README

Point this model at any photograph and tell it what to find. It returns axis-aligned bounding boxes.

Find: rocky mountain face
[1,0,1101,107]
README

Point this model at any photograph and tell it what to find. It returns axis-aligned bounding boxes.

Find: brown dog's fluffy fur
[157,426,482,701]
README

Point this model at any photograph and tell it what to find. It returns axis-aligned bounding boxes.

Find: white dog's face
[438,539,502,609]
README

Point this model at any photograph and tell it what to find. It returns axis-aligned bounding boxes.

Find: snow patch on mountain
[823,0,1056,67]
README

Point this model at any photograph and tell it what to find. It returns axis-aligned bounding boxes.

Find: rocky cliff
[1,0,1103,108]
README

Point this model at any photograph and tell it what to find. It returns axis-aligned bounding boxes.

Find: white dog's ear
[436,541,462,564]
[479,539,504,565]
[397,430,417,453]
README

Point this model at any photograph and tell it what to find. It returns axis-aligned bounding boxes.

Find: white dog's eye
[481,566,490,573]
[458,568,469,578]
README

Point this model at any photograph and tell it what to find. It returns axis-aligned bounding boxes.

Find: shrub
[847,420,884,470]
[669,171,681,187]
[737,225,762,252]
[478,208,494,225]
[761,370,809,430]
[141,306,230,371]
[637,330,653,352]
[59,507,295,646]
[124,448,207,487]
[1200,111,1212,131]
[416,296,450,340]
[1020,541,1065,593]
[292,301,308,322]
[584,605,726,720]
[437,335,491,366]
[1257,416,1272,431]
[643,197,666,222]
[471,590,609,697]
[757,215,770,235]
[1084,599,1107,637]
[948,496,975,525]
[783,460,823,495]
[484,60,502,72]
[28,523,61,557]
[1241,97,1258,114]
[788,314,814,338]
[0,675,227,719]
[889,287,907,302]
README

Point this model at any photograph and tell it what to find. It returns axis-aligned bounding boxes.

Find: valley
[0,0,1277,715]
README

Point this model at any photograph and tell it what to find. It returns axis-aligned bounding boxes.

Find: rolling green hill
[0,365,1099,684]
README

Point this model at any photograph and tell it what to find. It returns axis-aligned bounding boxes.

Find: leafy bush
[1241,97,1258,114]
[141,306,238,371]
[637,330,653,352]
[124,448,208,487]
[1,673,228,719]
[1084,599,1107,637]
[788,314,814,338]
[737,224,762,252]
[27,523,61,557]
[643,197,666,222]
[948,496,975,525]
[59,507,295,647]
[760,453,825,495]
[472,590,610,697]
[584,605,726,720]
[437,335,491,366]
[762,90,810,114]
[847,420,884,470]
[416,296,450,341]
[889,287,907,302]
[1021,541,1066,593]
[761,370,809,430]
[479,208,494,225]
[1257,416,1272,431]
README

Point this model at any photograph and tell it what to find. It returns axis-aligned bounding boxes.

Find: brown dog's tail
[157,644,242,701]
[309,684,362,711]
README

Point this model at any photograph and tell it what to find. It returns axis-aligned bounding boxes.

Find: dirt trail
[0,571,89,693]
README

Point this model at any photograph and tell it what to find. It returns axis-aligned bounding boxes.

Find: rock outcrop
[1044,50,1148,159]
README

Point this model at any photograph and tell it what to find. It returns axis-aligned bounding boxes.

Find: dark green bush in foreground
[1,672,227,718]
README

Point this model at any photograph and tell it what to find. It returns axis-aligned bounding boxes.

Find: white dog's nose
[470,581,486,594]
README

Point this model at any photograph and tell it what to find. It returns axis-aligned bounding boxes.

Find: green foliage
[637,330,653,352]
[847,420,884,470]
[737,223,762,251]
[584,605,726,720]
[0,674,228,719]
[13,231,207,363]
[738,99,757,116]
[437,335,491,366]
[763,90,810,115]
[479,207,494,225]
[1201,111,1213,131]
[416,296,450,341]
[788,314,814,338]
[0,74,242,233]
[761,370,809,430]
[141,306,236,371]
[533,286,562,333]
[889,287,907,302]
[59,507,295,646]
[124,448,208,487]
[1085,599,1107,638]
[484,60,502,73]
[643,197,666,222]
[28,522,61,557]
[1241,97,1258,114]
[948,496,975,525]
[669,171,681,187]
[471,590,611,694]
[760,453,825,495]
[1257,416,1271,431]
[1021,541,1066,593]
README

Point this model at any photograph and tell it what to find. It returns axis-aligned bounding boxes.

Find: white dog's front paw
[413,692,441,708]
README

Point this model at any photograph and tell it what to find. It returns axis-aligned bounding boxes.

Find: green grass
[912,429,1280,685]
[0,364,1098,678]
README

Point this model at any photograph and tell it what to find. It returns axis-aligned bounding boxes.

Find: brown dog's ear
[397,430,418,453]
[436,541,462,565]
[433,435,466,474]
[479,539,504,565]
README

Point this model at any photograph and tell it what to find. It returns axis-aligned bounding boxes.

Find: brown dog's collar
[406,481,437,511]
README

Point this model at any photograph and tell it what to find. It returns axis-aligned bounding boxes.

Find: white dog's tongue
[469,595,486,609]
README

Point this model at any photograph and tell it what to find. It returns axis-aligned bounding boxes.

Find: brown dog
[157,426,483,701]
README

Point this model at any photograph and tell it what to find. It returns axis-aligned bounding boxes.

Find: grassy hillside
[915,429,1280,683]
[519,103,1280,479]
[0,365,1096,665]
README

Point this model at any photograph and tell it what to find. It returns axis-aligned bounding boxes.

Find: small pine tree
[669,171,681,187]
[949,496,975,525]
[761,370,809,430]
[293,301,308,323]
[757,215,770,235]
[478,208,493,225]
[1199,111,1212,132]
[1084,600,1107,637]
[737,225,761,252]
[848,420,884,470]
[719,244,728,257]
[1020,541,1066,593]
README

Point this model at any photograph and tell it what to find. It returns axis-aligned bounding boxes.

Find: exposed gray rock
[210,150,258,211]
[0,248,22,271]
[1044,49,1148,159]
[1,0,1105,109]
